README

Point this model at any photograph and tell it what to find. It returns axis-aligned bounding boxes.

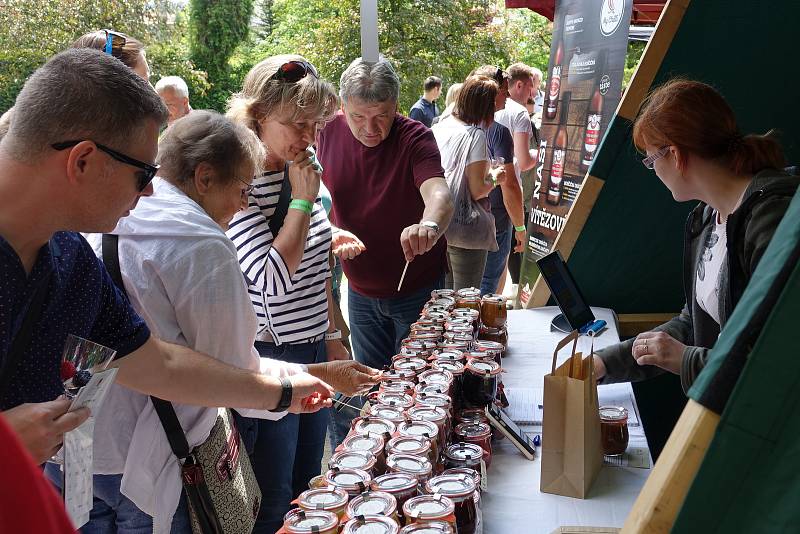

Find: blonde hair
[444,83,463,108]
[227,54,337,136]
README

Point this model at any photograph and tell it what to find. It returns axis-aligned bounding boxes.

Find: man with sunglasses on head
[316,56,454,442]
[0,49,336,468]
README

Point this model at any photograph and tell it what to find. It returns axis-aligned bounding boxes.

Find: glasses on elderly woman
[51,140,159,192]
[271,61,319,83]
[235,176,255,200]
[101,29,127,55]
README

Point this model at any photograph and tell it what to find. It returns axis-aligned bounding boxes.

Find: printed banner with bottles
[517,0,632,308]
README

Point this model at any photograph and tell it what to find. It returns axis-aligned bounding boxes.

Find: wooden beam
[617,313,678,338]
[621,400,719,533]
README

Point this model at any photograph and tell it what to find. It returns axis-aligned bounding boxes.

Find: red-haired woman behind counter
[595,78,798,392]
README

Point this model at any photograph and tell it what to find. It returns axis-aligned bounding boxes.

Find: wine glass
[488,156,505,185]
[60,334,116,398]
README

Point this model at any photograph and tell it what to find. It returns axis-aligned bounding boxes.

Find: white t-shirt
[695,213,727,325]
[431,115,489,176]
[495,97,533,136]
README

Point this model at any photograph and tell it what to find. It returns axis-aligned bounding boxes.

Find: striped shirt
[227,168,332,344]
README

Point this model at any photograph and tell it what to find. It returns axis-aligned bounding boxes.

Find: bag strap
[268,166,293,237]
[101,234,192,459]
[0,267,52,396]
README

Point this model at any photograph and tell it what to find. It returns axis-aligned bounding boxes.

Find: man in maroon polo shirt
[317,55,453,398]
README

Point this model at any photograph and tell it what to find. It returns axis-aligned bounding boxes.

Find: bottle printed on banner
[580,50,608,173]
[547,92,571,206]
[545,37,564,120]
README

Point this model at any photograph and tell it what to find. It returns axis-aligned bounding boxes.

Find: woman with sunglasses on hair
[595,79,798,392]
[227,55,379,533]
[72,29,151,81]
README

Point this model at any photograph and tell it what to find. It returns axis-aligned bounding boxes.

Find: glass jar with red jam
[380,379,416,397]
[599,405,629,456]
[454,422,492,468]
[295,487,349,521]
[396,420,440,461]
[442,443,483,472]
[386,453,434,486]
[351,417,397,439]
[323,467,373,498]
[368,404,407,427]
[430,360,464,412]
[341,515,401,534]
[371,472,419,520]
[342,433,386,474]
[477,326,508,349]
[462,359,501,409]
[399,520,455,534]
[454,296,481,318]
[402,495,456,529]
[283,509,340,534]
[406,406,449,450]
[454,408,488,427]
[329,449,378,475]
[345,490,399,524]
[479,294,507,328]
[425,474,478,534]
[375,391,415,411]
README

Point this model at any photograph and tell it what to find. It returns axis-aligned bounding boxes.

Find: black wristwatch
[270,377,293,412]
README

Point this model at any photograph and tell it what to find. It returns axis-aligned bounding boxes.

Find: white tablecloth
[481,307,650,533]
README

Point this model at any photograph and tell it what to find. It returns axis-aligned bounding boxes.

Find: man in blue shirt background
[409,75,442,128]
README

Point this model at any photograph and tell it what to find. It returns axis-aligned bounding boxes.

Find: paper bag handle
[551,329,579,374]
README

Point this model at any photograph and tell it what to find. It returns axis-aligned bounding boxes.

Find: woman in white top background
[432,74,507,290]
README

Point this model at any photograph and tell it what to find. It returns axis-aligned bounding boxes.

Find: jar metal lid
[393,359,428,373]
[397,420,439,440]
[329,449,377,472]
[431,360,464,375]
[371,472,418,493]
[398,520,455,534]
[414,393,451,409]
[441,467,480,489]
[406,406,447,424]
[417,369,454,385]
[402,495,455,519]
[368,405,406,423]
[454,422,491,439]
[297,487,349,510]
[283,509,339,533]
[353,417,396,437]
[343,433,384,455]
[346,490,398,518]
[414,382,449,396]
[376,392,415,409]
[425,473,477,499]
[387,453,433,475]
[474,340,504,352]
[481,293,506,304]
[465,359,501,376]
[599,405,629,421]
[444,442,484,462]
[342,515,400,534]
[324,468,372,492]
[386,435,432,456]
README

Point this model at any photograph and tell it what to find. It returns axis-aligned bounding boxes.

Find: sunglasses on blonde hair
[101,29,127,55]
[270,61,319,83]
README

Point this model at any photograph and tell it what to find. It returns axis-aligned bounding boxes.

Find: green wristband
[289,198,314,215]
[514,225,526,232]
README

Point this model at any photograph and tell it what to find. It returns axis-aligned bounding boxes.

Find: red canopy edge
[505,1,665,25]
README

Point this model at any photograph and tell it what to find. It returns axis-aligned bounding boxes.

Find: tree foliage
[1,0,644,117]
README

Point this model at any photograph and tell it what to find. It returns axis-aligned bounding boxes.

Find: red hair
[633,79,784,175]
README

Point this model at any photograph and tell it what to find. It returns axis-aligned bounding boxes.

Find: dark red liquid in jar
[599,406,629,456]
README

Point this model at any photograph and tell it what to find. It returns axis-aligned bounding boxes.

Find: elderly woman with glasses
[227,55,379,532]
[594,79,798,393]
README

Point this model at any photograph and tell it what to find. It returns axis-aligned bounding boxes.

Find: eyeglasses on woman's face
[642,146,670,169]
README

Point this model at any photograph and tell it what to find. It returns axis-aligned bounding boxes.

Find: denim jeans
[481,221,513,295]
[249,338,329,534]
[43,463,191,533]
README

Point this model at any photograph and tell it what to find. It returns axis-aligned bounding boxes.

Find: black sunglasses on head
[271,61,319,83]
[493,67,510,86]
[52,140,159,192]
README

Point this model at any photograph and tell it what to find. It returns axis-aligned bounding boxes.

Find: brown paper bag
[540,330,603,498]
